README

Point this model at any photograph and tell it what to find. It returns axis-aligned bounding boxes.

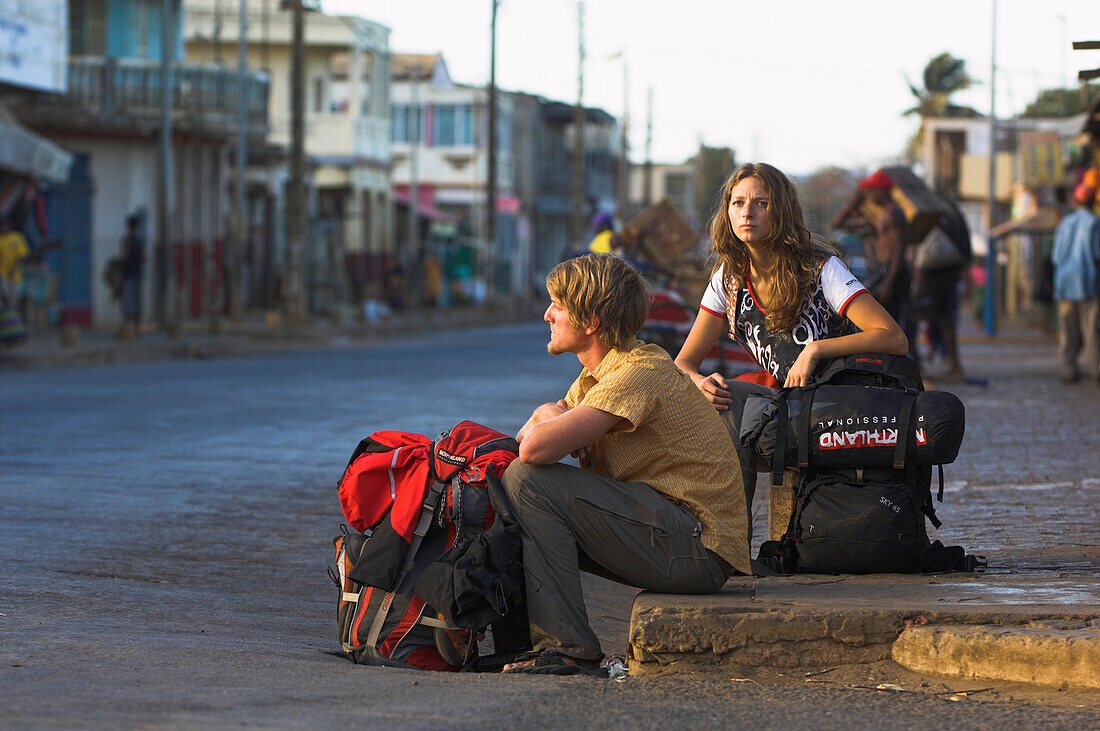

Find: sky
[323,0,1100,177]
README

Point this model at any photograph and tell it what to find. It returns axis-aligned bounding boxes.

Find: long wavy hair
[708,162,839,333]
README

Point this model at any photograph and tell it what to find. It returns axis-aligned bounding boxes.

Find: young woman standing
[675,163,909,536]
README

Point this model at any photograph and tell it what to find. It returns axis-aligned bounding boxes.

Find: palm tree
[904,52,978,119]
[903,53,979,165]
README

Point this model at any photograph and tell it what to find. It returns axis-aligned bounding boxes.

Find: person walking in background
[1050,183,1100,383]
[0,217,29,347]
[586,211,618,255]
[832,170,912,333]
[910,196,971,379]
[0,217,29,307]
[119,215,145,340]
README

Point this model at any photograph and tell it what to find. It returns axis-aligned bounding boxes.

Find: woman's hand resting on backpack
[784,342,820,388]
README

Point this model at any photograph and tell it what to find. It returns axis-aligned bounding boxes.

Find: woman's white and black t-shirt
[699,256,868,383]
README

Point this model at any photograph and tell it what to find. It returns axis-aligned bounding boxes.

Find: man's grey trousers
[502,460,732,661]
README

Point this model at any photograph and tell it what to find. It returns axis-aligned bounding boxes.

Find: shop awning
[991,207,1062,239]
[0,102,72,183]
[393,189,459,224]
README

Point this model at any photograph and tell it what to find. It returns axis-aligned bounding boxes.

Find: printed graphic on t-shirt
[700,257,867,382]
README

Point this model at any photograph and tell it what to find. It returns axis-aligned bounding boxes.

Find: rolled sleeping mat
[739,385,965,470]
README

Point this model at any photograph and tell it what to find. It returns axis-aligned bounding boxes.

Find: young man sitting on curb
[501,253,750,676]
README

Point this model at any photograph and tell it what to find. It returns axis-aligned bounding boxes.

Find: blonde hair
[546,254,649,350]
[708,162,839,332]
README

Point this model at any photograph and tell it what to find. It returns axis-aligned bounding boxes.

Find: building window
[329,79,349,113]
[458,105,473,145]
[392,104,407,142]
[69,0,107,56]
[497,108,512,152]
[393,105,424,143]
[435,105,457,146]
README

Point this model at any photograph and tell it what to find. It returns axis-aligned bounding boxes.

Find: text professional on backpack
[500,254,750,676]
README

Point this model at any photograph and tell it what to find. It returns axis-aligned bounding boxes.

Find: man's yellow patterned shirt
[565,340,750,573]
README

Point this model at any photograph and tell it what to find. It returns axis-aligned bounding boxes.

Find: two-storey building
[522,97,620,286]
[390,54,524,300]
[8,0,269,328]
[184,0,392,307]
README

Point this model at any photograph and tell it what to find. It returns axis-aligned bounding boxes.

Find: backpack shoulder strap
[365,479,446,649]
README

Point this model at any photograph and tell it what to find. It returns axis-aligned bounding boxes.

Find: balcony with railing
[10,57,269,138]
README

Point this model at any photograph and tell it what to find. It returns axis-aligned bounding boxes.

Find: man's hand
[570,444,593,461]
[690,371,732,411]
[517,400,568,444]
[784,342,820,388]
[531,400,568,422]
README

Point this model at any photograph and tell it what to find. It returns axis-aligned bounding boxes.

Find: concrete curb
[628,575,1100,687]
[892,623,1100,689]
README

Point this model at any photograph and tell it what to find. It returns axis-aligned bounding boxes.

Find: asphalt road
[1,322,1096,728]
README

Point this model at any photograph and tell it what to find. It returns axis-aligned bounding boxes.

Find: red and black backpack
[329,421,528,671]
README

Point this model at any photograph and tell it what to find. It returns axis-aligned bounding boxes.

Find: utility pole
[228,0,248,321]
[286,0,307,321]
[407,65,420,260]
[261,0,270,71]
[571,0,586,246]
[213,0,222,63]
[486,0,499,299]
[643,86,653,208]
[983,0,997,336]
[156,0,177,333]
[617,56,629,221]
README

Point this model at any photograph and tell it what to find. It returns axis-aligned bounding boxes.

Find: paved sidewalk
[633,319,1100,689]
[0,300,543,370]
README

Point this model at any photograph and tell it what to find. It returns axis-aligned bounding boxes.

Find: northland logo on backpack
[435,448,468,467]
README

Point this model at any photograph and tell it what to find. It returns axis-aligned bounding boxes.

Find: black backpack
[747,354,984,574]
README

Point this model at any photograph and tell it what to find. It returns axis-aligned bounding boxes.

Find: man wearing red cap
[1050,183,1100,383]
[833,170,911,325]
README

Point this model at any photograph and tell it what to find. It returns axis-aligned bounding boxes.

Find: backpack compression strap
[797,388,814,477]
[771,395,788,486]
[365,479,446,650]
[893,391,918,470]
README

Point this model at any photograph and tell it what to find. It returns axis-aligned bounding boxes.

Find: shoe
[1060,368,1080,383]
[501,649,607,677]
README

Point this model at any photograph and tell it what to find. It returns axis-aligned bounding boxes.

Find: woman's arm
[674,309,733,410]
[783,292,909,387]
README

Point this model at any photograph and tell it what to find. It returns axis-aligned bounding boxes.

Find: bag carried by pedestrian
[913,225,967,272]
[744,354,984,574]
[329,420,530,671]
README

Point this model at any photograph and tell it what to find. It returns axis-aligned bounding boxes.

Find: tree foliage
[692,144,736,227]
[1020,84,1099,118]
[799,167,861,235]
[904,52,979,118]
